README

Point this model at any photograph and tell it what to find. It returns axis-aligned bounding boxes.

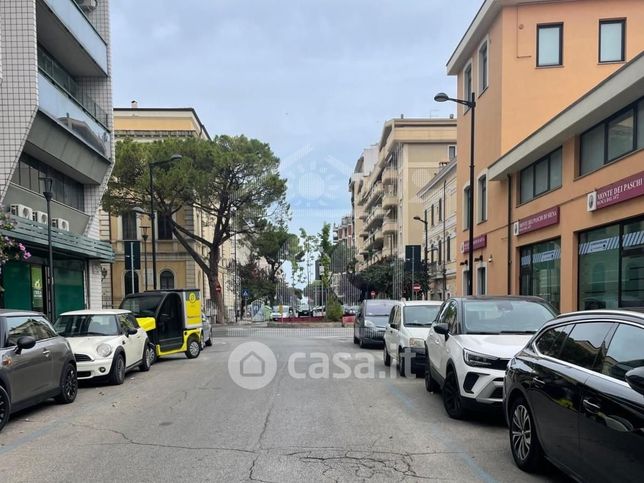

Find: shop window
[520,148,562,203]
[537,23,563,67]
[599,20,625,63]
[579,224,620,310]
[160,270,175,290]
[520,239,561,310]
[621,219,644,308]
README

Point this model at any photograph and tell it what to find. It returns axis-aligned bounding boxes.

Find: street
[0,328,569,482]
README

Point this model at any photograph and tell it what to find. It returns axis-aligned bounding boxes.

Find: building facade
[333,214,354,247]
[102,106,239,318]
[417,159,458,300]
[447,0,644,311]
[0,0,114,318]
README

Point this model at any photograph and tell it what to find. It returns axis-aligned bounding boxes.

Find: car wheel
[0,385,12,433]
[397,348,407,377]
[353,333,359,344]
[147,343,157,365]
[383,345,391,367]
[139,344,152,372]
[359,337,368,349]
[424,358,439,393]
[205,338,213,347]
[442,369,466,419]
[55,362,78,404]
[509,396,544,472]
[185,336,201,359]
[108,354,126,385]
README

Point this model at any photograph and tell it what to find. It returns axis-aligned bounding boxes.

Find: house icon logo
[228,342,277,390]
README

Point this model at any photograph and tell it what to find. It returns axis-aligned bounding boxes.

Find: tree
[103,136,288,323]
[0,211,31,268]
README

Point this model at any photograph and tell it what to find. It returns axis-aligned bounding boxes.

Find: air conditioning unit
[52,218,70,231]
[513,221,520,236]
[10,204,34,220]
[33,211,48,225]
[76,0,98,13]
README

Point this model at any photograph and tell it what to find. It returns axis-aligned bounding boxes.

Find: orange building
[446,0,644,311]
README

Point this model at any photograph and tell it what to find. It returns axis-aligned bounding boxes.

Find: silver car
[0,310,78,433]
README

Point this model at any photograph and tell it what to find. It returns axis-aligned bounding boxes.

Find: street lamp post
[434,91,476,295]
[148,154,182,290]
[413,214,429,300]
[141,225,149,291]
[40,177,55,320]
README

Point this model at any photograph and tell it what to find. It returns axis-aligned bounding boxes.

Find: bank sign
[587,171,644,211]
[514,206,560,236]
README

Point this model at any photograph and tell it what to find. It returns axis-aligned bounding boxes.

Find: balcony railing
[43,0,108,72]
[382,168,397,185]
[38,46,109,128]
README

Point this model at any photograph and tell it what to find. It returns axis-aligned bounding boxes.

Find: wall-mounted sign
[461,234,487,254]
[588,170,644,212]
[514,206,560,236]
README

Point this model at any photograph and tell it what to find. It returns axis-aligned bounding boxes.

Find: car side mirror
[434,323,449,338]
[127,327,138,336]
[625,367,644,395]
[15,335,36,354]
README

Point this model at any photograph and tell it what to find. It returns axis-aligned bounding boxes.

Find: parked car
[54,309,151,385]
[384,300,442,376]
[354,299,398,348]
[425,296,556,419]
[271,305,294,321]
[504,309,644,481]
[0,310,78,433]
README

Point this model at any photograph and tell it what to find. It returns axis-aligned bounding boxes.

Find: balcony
[38,72,112,159]
[37,0,108,75]
[382,168,397,185]
[382,219,397,234]
[382,191,398,208]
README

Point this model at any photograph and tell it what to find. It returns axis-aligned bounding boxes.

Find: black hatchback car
[0,310,78,432]
[504,310,644,481]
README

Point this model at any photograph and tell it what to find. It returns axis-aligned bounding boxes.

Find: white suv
[383,300,442,376]
[425,297,556,419]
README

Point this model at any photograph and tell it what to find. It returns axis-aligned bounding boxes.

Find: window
[478,175,487,222]
[119,314,136,333]
[430,206,435,226]
[122,212,137,240]
[477,266,486,295]
[446,235,451,261]
[519,148,562,203]
[5,316,55,345]
[448,145,457,161]
[537,24,563,67]
[157,213,173,240]
[438,198,443,222]
[479,40,488,92]
[124,270,139,296]
[464,63,473,107]
[463,269,471,295]
[520,239,561,310]
[599,20,625,63]
[438,239,442,265]
[10,154,84,210]
[580,100,642,176]
[601,324,644,382]
[160,270,175,290]
[463,186,471,229]
[536,324,573,358]
[559,322,613,371]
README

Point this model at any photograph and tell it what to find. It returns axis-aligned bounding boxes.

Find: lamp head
[434,92,450,103]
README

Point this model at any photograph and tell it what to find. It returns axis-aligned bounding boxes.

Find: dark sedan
[504,310,644,482]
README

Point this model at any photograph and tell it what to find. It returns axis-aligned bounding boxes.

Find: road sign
[242,288,250,298]
[413,283,421,292]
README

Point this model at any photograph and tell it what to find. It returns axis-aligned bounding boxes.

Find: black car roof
[451,295,546,302]
[553,309,644,326]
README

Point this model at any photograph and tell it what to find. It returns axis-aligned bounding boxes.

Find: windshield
[404,305,440,326]
[54,315,119,337]
[365,302,395,316]
[272,306,290,312]
[121,296,163,317]
[462,300,555,334]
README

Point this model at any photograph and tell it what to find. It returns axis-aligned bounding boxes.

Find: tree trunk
[208,248,226,324]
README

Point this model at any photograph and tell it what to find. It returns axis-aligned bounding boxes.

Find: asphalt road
[0,328,570,482]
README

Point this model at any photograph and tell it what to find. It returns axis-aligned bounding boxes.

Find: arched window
[160,270,174,290]
[124,270,139,295]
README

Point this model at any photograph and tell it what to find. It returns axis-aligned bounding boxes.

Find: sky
[111,0,482,236]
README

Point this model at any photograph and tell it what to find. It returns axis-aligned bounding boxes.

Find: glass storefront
[579,217,644,310]
[520,238,561,310]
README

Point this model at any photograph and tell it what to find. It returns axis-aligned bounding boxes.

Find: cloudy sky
[111,0,481,236]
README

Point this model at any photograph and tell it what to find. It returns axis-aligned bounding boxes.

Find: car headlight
[364,320,375,328]
[409,338,425,349]
[96,343,112,358]
[463,348,498,367]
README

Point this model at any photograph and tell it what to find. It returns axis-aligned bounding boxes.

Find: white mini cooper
[54,309,151,385]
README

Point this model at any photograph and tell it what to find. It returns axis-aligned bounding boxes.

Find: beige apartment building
[417,159,458,300]
[447,0,644,311]
[101,105,239,318]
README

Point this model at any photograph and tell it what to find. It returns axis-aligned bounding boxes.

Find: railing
[38,46,109,127]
